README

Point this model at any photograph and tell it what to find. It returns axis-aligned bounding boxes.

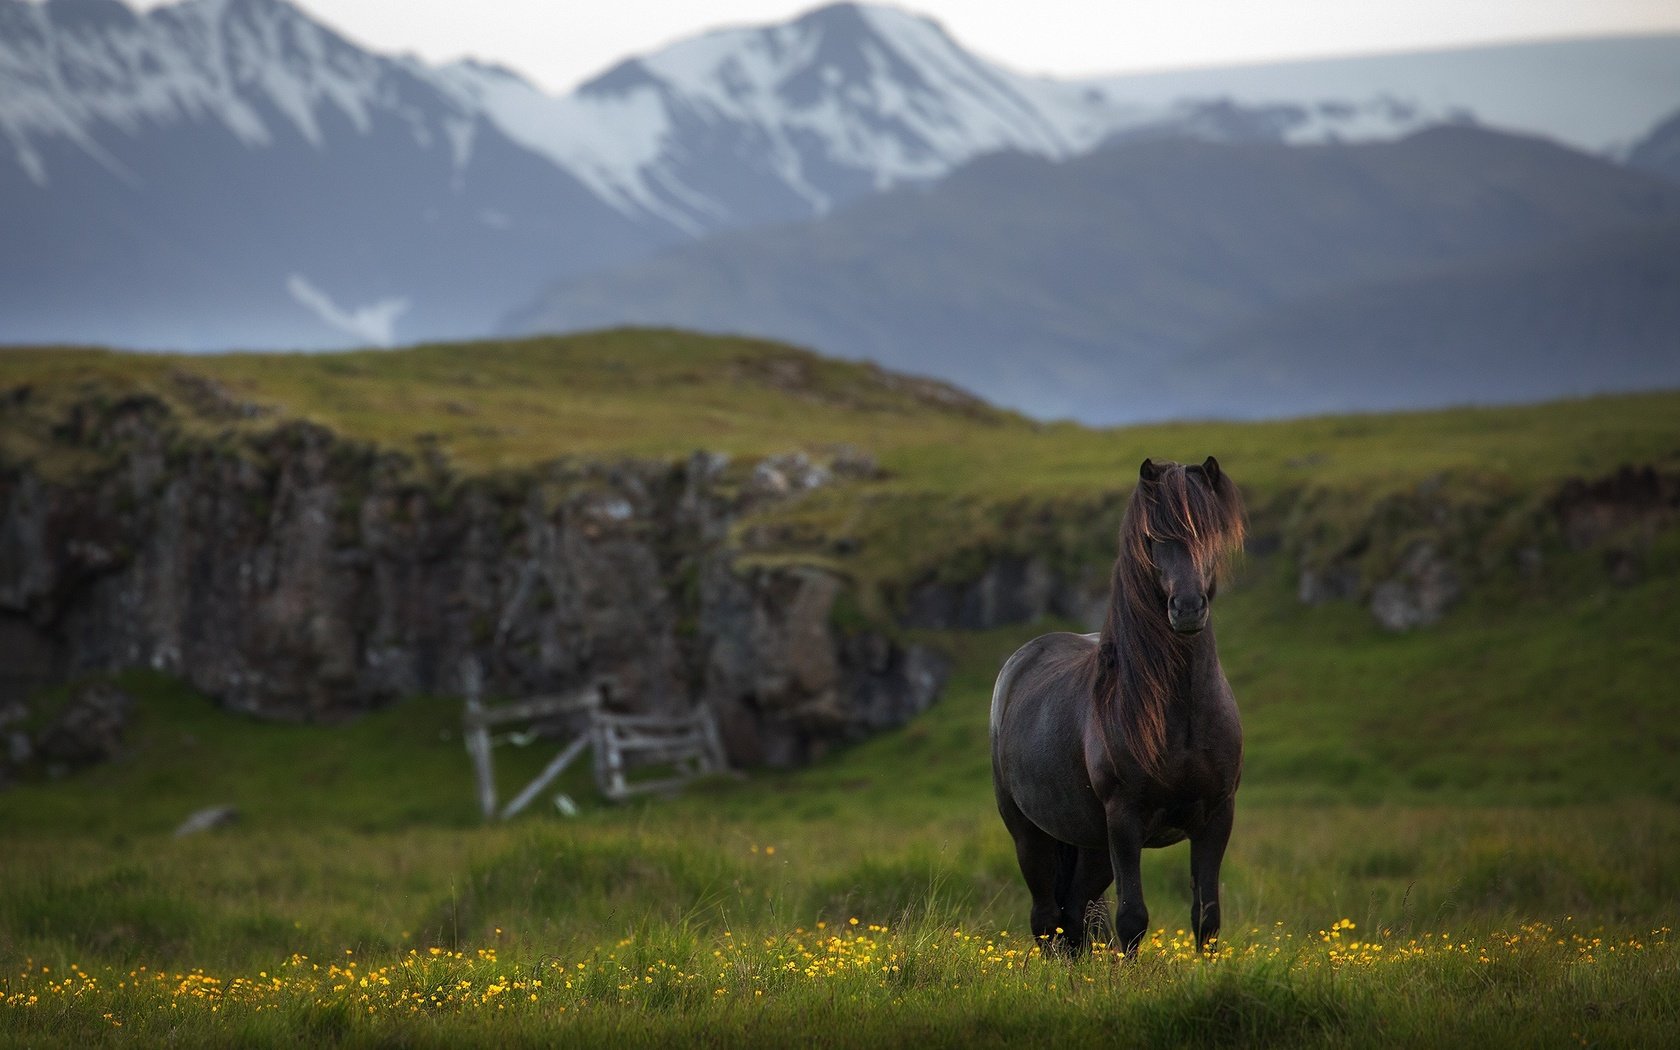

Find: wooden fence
[460,659,728,819]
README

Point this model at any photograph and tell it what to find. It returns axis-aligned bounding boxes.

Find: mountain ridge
[506,124,1680,423]
[4,0,1680,368]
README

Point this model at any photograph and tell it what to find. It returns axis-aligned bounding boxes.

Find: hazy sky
[135,0,1680,94]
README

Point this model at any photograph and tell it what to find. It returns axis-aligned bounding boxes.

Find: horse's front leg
[1105,809,1148,955]
[1189,795,1235,951]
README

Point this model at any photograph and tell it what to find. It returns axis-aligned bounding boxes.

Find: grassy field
[2,335,1679,1045]
[3,545,1677,1045]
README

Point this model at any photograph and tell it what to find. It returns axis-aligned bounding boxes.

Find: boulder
[174,804,241,837]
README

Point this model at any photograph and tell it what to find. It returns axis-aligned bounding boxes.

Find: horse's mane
[1091,459,1245,781]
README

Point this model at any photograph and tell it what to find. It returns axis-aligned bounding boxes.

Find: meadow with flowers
[5,917,1675,1046]
[5,573,1677,1046]
[2,344,1678,1046]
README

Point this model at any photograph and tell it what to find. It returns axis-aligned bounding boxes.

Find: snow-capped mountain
[429,5,1119,234]
[2,0,418,184]
[0,0,671,349]
[2,0,1678,353]
[421,3,1466,234]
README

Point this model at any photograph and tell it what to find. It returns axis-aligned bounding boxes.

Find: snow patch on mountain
[427,3,1145,229]
[286,273,408,346]
[431,59,688,227]
[1086,36,1680,155]
[590,3,1130,208]
[0,0,451,182]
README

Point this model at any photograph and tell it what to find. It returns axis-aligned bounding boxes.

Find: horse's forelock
[1125,462,1245,580]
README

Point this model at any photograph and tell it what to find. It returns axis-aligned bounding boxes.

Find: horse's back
[989,631,1095,731]
[990,632,1108,849]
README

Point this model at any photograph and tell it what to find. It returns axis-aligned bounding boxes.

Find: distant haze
[120,0,1680,94]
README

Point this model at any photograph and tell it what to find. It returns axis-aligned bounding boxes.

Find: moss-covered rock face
[0,394,945,766]
[1285,464,1680,631]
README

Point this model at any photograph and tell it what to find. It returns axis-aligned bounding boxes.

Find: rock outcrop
[0,396,945,767]
[1292,464,1679,630]
[5,389,1671,772]
[901,555,1106,632]
[0,677,135,786]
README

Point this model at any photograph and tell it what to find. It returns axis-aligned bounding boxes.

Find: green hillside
[6,332,1678,487]
[5,331,1678,591]
[2,333,1678,1046]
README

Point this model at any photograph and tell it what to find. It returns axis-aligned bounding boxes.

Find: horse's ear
[1139,458,1160,483]
[1201,456,1222,484]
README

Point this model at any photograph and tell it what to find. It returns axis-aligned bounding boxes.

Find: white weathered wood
[592,704,728,802]
[463,665,728,808]
[499,732,591,820]
[462,686,603,728]
[460,658,497,821]
[599,728,708,751]
[698,707,726,774]
[603,720,627,799]
[494,560,540,652]
[592,710,713,730]
[609,775,704,799]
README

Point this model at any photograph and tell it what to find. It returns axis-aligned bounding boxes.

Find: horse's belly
[1016,782,1108,850]
[1143,825,1189,849]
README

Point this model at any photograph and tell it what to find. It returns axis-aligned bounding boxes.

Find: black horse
[990,457,1246,955]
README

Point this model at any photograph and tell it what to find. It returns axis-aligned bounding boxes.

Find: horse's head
[1132,457,1245,635]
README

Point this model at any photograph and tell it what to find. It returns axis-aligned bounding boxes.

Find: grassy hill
[5,331,1678,588]
[2,333,1678,1045]
[8,331,1678,485]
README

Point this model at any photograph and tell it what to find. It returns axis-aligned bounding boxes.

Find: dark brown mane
[1091,460,1245,780]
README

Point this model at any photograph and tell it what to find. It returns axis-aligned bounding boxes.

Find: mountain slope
[0,0,674,349]
[1177,222,1680,417]
[0,0,1154,350]
[505,125,1680,422]
[1089,34,1680,156]
[465,2,1119,233]
[1628,108,1680,183]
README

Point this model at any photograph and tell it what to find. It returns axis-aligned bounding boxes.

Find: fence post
[461,657,496,821]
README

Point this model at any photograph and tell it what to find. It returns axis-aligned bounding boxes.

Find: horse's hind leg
[998,794,1079,955]
[1064,848,1114,952]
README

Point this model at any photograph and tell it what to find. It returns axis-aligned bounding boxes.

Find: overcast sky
[136,0,1680,94]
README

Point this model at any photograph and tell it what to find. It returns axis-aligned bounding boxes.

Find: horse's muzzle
[1169,613,1208,634]
[1168,594,1209,633]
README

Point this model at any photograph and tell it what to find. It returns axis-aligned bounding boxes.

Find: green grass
[3,333,1678,1044]
[4,921,1674,1047]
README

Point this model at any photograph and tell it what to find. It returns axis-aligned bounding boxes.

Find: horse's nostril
[1171,594,1208,614]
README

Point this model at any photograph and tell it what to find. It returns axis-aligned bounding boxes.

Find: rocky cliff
[4,376,1672,777]
[1287,464,1680,630]
[0,392,945,767]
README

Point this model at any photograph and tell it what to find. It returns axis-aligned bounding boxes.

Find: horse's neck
[1106,614,1218,706]
[1179,628,1223,700]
